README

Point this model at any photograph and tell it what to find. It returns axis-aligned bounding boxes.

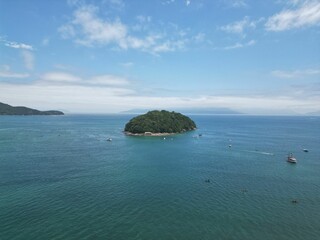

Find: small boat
[107,138,112,142]
[302,148,309,152]
[287,153,297,163]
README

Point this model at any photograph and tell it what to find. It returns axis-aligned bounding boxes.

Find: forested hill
[124,110,196,134]
[0,102,64,115]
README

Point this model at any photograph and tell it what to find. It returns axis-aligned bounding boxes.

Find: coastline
[124,128,196,136]
[124,131,177,137]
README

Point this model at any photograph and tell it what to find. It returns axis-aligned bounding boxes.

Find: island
[0,102,64,115]
[124,110,196,136]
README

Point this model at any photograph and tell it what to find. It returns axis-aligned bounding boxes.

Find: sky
[0,0,319,114]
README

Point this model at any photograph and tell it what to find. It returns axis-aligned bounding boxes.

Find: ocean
[0,115,319,240]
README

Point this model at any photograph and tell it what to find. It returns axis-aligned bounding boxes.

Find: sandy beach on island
[124,131,177,137]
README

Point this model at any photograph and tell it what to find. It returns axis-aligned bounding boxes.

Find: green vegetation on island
[124,110,196,135]
[0,102,64,115]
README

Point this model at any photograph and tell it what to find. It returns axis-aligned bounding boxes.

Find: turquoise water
[0,115,319,240]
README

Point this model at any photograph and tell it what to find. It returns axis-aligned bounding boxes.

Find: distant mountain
[120,109,151,114]
[175,107,242,115]
[121,107,242,115]
[0,102,64,115]
[305,111,320,116]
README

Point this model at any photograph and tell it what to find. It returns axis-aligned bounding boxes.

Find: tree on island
[124,110,196,134]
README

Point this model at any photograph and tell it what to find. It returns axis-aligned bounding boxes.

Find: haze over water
[0,115,319,240]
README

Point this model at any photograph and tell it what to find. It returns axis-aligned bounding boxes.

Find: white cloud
[41,72,82,83]
[67,0,82,6]
[231,0,247,8]
[193,33,205,42]
[104,0,125,9]
[1,67,319,114]
[132,15,152,32]
[39,71,132,88]
[72,5,127,46]
[90,75,129,86]
[0,37,34,51]
[152,39,186,53]
[272,68,320,78]
[266,1,320,31]
[247,39,256,46]
[220,16,259,36]
[120,62,134,68]
[162,0,175,5]
[223,39,256,50]
[224,43,243,50]
[277,0,311,7]
[42,37,50,46]
[59,3,198,54]
[222,0,248,8]
[0,80,319,114]
[0,65,29,78]
[59,24,76,39]
[59,4,156,51]
[4,41,33,50]
[136,15,151,24]
[21,50,34,71]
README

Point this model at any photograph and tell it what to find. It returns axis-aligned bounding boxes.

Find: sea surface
[0,115,319,240]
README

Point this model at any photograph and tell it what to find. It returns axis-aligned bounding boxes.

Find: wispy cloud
[0,37,34,50]
[162,0,175,5]
[41,72,82,83]
[132,15,152,32]
[42,37,50,46]
[103,0,125,10]
[1,79,319,114]
[186,0,191,6]
[39,71,131,88]
[193,33,205,42]
[59,5,127,46]
[90,75,129,86]
[59,3,198,54]
[223,39,256,50]
[0,65,29,78]
[21,50,34,70]
[222,0,248,8]
[231,0,247,8]
[5,42,33,50]
[220,16,262,37]
[120,62,134,68]
[266,1,320,31]
[272,68,320,78]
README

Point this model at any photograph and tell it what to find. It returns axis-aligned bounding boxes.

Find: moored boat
[287,153,297,163]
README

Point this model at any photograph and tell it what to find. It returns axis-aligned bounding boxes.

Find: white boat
[107,138,112,142]
[287,153,297,163]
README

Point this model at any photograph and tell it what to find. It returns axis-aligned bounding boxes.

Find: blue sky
[0,0,319,114]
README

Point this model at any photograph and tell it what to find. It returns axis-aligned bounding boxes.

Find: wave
[244,150,275,156]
